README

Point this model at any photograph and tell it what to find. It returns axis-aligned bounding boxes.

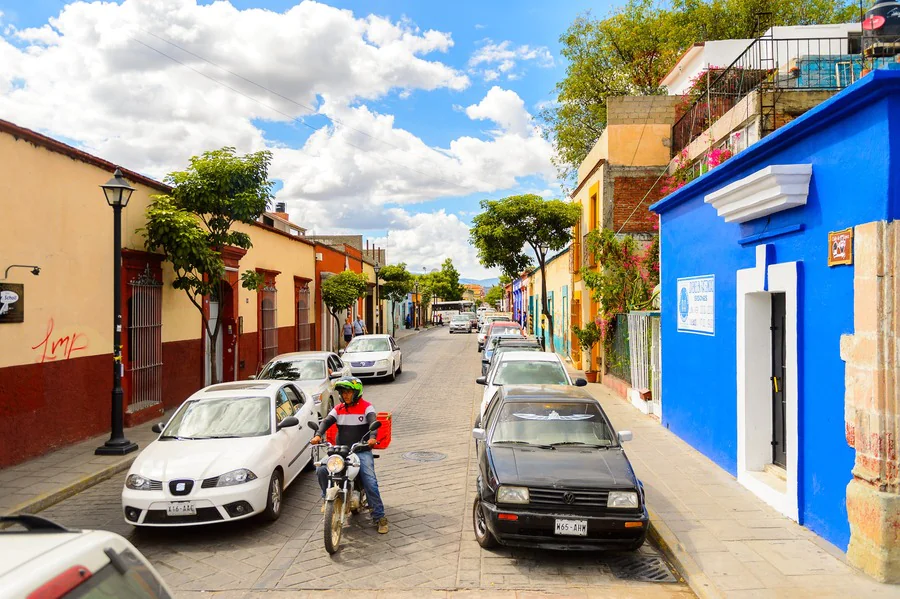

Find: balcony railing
[583,232,596,268]
[672,35,899,156]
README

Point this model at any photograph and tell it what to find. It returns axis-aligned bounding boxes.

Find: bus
[431,300,475,324]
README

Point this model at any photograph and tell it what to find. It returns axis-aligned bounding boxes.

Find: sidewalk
[585,381,898,599]
[0,420,161,518]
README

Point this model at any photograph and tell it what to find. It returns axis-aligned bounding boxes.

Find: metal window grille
[296,284,311,351]
[261,284,278,363]
[127,265,163,414]
[606,314,631,383]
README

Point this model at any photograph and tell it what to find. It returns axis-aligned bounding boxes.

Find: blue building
[512,277,526,328]
[651,68,900,570]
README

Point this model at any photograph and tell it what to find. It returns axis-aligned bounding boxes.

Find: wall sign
[0,283,24,323]
[677,275,715,336]
[828,228,853,266]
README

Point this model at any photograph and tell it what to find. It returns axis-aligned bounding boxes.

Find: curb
[2,456,136,521]
[647,505,723,599]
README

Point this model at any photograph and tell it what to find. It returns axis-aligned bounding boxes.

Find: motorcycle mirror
[307,421,319,431]
[369,421,382,431]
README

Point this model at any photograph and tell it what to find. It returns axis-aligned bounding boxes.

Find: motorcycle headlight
[125,474,152,491]
[607,491,639,509]
[326,455,346,474]
[496,485,529,504]
[215,468,258,487]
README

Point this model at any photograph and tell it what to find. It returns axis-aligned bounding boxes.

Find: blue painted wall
[652,71,900,550]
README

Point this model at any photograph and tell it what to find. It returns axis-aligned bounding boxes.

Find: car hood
[292,379,328,396]
[488,446,636,489]
[130,437,273,481]
[343,350,392,362]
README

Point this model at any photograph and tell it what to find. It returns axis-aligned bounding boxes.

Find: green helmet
[334,377,364,404]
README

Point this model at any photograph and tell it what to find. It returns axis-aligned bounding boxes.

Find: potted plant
[573,322,602,383]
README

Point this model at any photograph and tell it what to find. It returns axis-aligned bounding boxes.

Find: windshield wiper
[548,441,610,449]
[159,435,199,441]
[492,440,553,449]
[198,435,242,439]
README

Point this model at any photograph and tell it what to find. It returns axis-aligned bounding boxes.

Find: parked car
[481,333,527,375]
[488,342,544,371]
[484,314,513,327]
[486,321,524,339]
[340,334,402,381]
[450,314,472,334]
[255,351,351,420]
[463,311,479,331]
[0,515,174,598]
[478,351,586,416]
[471,385,646,550]
[477,323,491,351]
[121,381,317,527]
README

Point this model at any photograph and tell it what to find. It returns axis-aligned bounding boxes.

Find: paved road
[41,328,693,597]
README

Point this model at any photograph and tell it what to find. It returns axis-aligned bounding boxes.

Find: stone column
[841,220,900,583]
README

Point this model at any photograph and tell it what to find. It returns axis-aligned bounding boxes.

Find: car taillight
[27,565,92,599]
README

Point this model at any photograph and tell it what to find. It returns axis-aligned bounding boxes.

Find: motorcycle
[308,420,381,554]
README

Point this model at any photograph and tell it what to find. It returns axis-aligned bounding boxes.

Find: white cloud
[465,86,532,136]
[469,39,554,81]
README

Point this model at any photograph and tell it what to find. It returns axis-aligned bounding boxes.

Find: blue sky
[0,0,617,276]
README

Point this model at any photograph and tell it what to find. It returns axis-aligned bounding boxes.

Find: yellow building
[0,119,317,468]
[570,96,679,372]
[526,247,571,358]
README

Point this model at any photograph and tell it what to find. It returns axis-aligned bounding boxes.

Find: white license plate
[167,501,196,516]
[554,519,588,536]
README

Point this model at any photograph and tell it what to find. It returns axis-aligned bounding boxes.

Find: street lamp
[432,292,438,325]
[96,169,139,456]
[373,262,382,334]
[413,280,419,330]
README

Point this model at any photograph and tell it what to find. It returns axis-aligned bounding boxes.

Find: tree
[485,285,504,307]
[471,194,581,352]
[321,270,369,350]
[142,147,273,384]
[542,0,860,180]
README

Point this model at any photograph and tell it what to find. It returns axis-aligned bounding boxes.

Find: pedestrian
[438,314,443,326]
[354,315,367,336]
[405,313,411,329]
[343,317,353,345]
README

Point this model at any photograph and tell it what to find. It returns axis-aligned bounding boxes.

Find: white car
[0,515,173,598]
[450,315,472,333]
[477,323,491,351]
[340,334,402,381]
[122,380,317,527]
[256,351,351,419]
[476,351,587,417]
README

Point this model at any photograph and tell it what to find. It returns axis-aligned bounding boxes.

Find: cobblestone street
[40,328,691,597]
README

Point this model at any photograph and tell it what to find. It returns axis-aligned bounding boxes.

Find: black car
[471,385,647,551]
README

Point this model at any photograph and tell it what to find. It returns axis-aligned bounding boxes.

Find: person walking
[343,317,354,345]
[354,314,367,336]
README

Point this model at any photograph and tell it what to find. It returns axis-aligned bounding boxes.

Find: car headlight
[311,393,322,404]
[216,468,258,487]
[376,359,390,367]
[125,474,153,491]
[326,455,346,474]
[607,491,639,509]
[496,485,529,504]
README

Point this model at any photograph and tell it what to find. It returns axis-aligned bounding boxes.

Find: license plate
[554,519,587,536]
[167,501,196,516]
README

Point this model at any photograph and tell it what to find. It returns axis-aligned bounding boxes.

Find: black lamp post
[96,169,139,456]
[432,292,437,324]
[414,281,419,330]
[373,262,382,334]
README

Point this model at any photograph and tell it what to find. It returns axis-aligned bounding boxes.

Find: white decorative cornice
[704,164,812,224]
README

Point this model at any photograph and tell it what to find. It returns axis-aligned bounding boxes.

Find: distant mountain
[460,277,500,288]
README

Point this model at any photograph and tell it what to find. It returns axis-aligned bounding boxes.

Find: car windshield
[346,338,390,352]
[491,326,520,336]
[161,396,271,439]
[258,359,326,381]
[491,401,615,447]
[452,315,469,322]
[480,324,491,333]
[493,360,569,386]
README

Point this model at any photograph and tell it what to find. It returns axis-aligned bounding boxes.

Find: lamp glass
[101,169,135,207]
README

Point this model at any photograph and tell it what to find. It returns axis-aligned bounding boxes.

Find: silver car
[339,334,403,381]
[450,315,471,333]
[256,351,351,420]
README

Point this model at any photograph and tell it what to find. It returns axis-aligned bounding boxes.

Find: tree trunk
[539,254,555,353]
[205,312,223,385]
[330,309,342,353]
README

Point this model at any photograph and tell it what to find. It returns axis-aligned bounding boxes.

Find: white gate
[627,311,661,416]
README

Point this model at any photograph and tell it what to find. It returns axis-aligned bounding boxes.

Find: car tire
[262,470,283,522]
[396,358,402,374]
[387,361,396,382]
[473,497,498,549]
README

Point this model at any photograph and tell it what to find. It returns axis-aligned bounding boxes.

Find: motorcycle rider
[311,377,388,534]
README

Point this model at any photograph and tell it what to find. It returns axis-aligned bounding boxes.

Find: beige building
[0,119,317,468]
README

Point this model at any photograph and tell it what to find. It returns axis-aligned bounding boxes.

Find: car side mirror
[338,349,345,356]
[307,421,319,431]
[472,428,486,441]
[475,376,487,385]
[574,378,587,387]
[618,430,633,443]
[151,422,164,434]
[277,416,300,431]
[369,420,382,431]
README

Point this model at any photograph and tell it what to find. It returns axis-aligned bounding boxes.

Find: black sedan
[471,385,647,551]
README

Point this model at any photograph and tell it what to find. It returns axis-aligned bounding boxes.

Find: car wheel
[387,360,396,382]
[473,497,498,549]
[396,358,402,374]
[262,470,283,522]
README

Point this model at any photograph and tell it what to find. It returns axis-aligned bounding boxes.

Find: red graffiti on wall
[32,318,88,363]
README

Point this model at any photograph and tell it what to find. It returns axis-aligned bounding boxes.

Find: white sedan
[340,334,402,381]
[121,381,317,527]
[256,351,352,419]
[476,351,587,418]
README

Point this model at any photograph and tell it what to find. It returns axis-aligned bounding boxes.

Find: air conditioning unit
[315,252,323,261]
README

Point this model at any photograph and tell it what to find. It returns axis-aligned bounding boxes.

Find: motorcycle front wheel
[324,496,344,554]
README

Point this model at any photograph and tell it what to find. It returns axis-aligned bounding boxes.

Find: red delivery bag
[324,411,392,450]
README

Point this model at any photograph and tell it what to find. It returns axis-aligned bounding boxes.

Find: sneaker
[320,502,326,514]
[376,517,388,534]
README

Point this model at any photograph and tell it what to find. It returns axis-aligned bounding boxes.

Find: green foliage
[416,259,465,302]
[484,285,504,307]
[471,194,581,352]
[322,270,369,314]
[377,263,415,302]
[543,0,860,179]
[572,321,602,353]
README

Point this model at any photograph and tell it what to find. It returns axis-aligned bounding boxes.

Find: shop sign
[0,283,24,324]
[677,275,715,336]
[828,228,853,266]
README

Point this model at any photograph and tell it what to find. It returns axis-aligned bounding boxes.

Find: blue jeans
[317,450,385,520]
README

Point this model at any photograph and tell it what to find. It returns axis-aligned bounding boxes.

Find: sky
[0,0,613,279]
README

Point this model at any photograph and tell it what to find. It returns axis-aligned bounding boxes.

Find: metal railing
[127,265,163,415]
[606,314,631,383]
[671,35,894,155]
[582,232,595,268]
[627,311,661,416]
